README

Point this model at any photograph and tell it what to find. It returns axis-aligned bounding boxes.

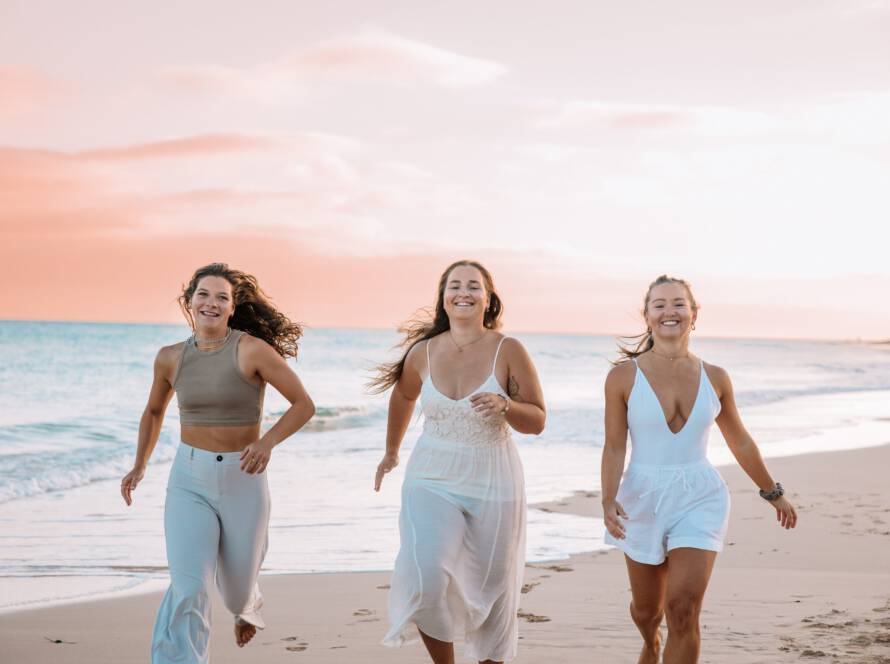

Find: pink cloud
[537,101,772,135]
[77,133,289,161]
[0,67,68,119]
[161,29,507,99]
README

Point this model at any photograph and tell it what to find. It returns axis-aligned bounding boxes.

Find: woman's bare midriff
[180,423,262,453]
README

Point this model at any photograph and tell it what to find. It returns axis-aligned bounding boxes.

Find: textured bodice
[419,373,511,446]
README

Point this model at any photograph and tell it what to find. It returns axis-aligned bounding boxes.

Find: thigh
[403,486,467,570]
[465,498,523,588]
[164,484,220,583]
[665,548,717,606]
[217,470,270,577]
[625,555,669,612]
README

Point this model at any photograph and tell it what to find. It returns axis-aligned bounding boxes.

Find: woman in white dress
[372,260,546,664]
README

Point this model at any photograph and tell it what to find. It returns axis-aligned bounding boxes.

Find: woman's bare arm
[238,336,316,474]
[375,342,424,491]
[121,346,177,505]
[601,362,633,538]
[712,365,797,529]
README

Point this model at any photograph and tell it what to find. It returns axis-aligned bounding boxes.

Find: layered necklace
[193,327,232,351]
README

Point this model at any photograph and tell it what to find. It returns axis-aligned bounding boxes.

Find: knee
[173,574,209,603]
[417,566,451,608]
[665,593,700,634]
[630,600,663,626]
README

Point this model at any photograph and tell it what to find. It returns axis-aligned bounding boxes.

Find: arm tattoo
[508,375,520,399]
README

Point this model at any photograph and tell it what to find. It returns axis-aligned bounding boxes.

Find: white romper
[383,337,526,662]
[604,359,731,565]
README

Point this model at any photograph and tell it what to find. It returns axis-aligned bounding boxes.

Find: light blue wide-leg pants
[151,443,270,664]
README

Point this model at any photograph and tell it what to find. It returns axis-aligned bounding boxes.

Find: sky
[2,0,889,338]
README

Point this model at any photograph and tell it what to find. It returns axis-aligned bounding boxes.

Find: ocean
[2,321,889,612]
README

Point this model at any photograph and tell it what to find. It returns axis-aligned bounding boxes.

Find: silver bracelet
[758,482,784,501]
[500,395,511,415]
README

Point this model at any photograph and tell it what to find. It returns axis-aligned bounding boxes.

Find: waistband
[416,431,511,450]
[176,441,244,465]
[627,458,713,474]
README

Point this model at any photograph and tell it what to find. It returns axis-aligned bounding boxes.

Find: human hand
[374,453,399,492]
[771,496,797,529]
[240,440,273,474]
[121,465,146,506]
[469,392,508,419]
[603,498,628,539]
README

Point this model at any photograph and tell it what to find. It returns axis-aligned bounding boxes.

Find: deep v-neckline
[635,361,704,436]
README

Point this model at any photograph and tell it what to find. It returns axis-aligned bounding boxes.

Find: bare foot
[235,621,256,648]
[638,631,661,664]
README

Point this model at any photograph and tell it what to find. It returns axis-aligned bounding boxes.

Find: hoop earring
[691,322,696,330]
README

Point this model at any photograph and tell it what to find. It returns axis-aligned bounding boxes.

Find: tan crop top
[172,329,265,427]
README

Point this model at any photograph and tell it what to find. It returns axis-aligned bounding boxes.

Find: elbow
[304,398,316,420]
[528,410,546,436]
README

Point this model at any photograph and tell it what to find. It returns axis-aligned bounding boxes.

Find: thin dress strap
[491,336,508,375]
[425,338,433,383]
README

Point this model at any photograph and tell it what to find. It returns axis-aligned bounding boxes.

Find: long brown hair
[615,274,699,363]
[179,262,302,359]
[369,259,503,393]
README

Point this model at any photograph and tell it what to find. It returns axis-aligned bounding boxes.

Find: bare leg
[662,548,717,664]
[625,555,669,664]
[419,628,455,664]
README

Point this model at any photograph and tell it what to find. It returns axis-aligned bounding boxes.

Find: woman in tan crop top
[119,263,315,662]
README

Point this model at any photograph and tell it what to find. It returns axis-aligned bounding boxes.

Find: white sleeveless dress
[383,337,526,662]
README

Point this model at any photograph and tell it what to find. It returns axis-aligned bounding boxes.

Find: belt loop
[190,447,194,460]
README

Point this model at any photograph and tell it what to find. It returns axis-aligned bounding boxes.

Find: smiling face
[442,264,489,325]
[645,281,697,340]
[189,275,235,335]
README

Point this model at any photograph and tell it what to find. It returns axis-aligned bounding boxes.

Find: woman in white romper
[601,275,798,664]
[119,263,315,662]
[372,260,546,664]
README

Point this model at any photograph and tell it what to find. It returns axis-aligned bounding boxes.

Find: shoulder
[702,360,732,392]
[497,335,528,359]
[237,331,281,361]
[404,337,433,372]
[156,342,184,367]
[605,360,636,393]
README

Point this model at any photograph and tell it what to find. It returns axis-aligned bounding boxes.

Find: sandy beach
[3,443,889,663]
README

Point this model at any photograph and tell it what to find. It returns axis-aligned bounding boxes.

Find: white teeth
[662,321,679,326]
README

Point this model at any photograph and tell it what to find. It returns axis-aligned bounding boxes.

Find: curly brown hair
[368,259,503,393]
[178,263,302,359]
[615,274,699,363]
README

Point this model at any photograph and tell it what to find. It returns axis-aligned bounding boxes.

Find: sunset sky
[2,1,889,338]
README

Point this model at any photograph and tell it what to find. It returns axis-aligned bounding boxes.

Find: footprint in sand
[517,610,551,623]
[521,582,540,594]
[353,608,374,616]
[376,584,390,589]
[526,564,572,572]
[281,637,309,652]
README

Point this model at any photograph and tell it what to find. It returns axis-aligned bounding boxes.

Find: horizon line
[1,317,886,346]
